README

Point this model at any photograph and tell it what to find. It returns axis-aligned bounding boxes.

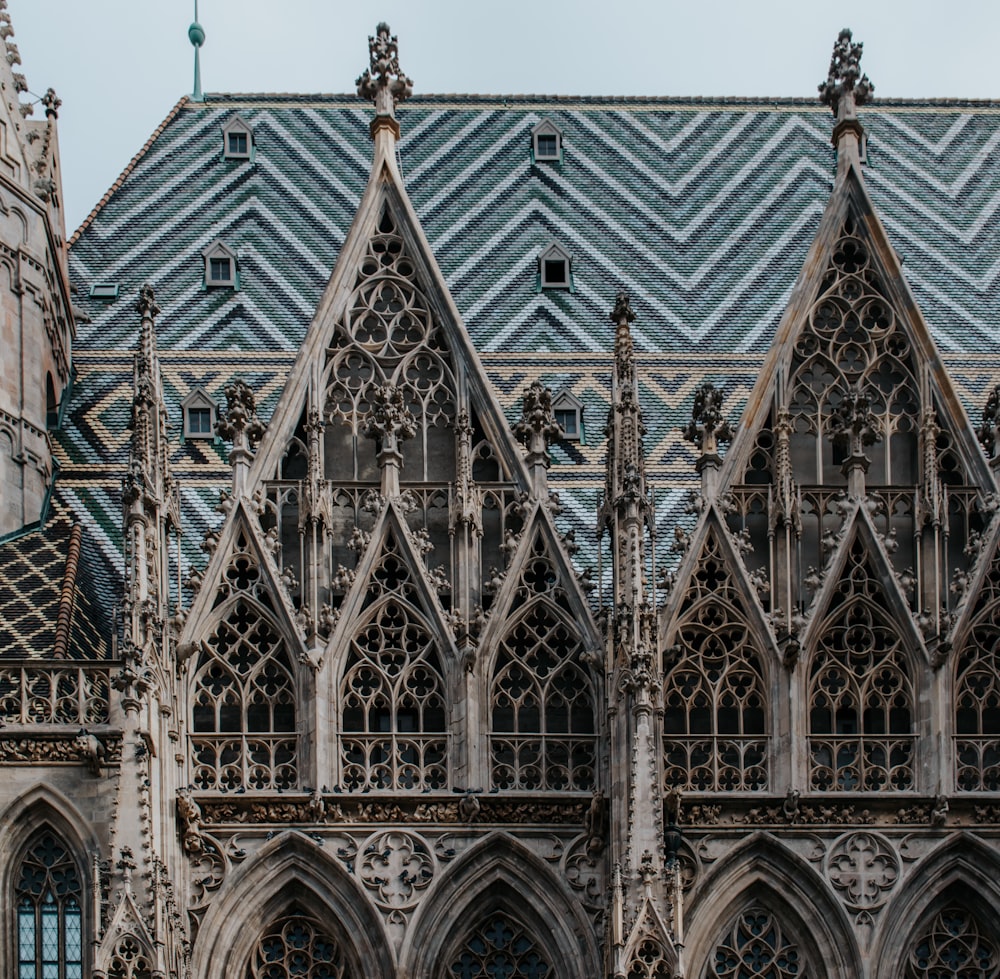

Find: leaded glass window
[448,913,552,979]
[247,914,348,979]
[710,907,807,978]
[663,530,769,792]
[808,538,915,791]
[905,907,1000,978]
[16,831,83,979]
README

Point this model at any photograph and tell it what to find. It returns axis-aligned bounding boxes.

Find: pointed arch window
[955,643,1000,792]
[626,936,672,979]
[339,537,448,791]
[15,830,83,979]
[807,540,915,792]
[662,532,769,792]
[904,906,1000,978]
[107,937,153,979]
[489,541,596,791]
[191,538,298,792]
[246,912,348,979]
[709,907,809,979]
[447,912,553,979]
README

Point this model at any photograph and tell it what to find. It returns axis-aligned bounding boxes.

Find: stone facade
[2,18,1000,979]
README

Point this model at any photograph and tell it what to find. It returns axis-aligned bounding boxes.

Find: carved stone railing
[664,737,769,792]
[0,662,113,725]
[809,736,915,792]
[190,735,298,792]
[955,737,1000,792]
[490,735,598,791]
[340,735,448,792]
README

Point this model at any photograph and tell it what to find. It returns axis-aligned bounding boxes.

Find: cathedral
[2,4,1000,976]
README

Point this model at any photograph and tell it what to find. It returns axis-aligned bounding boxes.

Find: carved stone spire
[356,22,413,139]
[215,378,265,497]
[515,380,560,497]
[362,382,415,498]
[681,382,733,499]
[818,28,873,171]
[121,285,176,677]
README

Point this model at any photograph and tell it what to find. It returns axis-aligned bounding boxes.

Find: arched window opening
[246,913,349,979]
[46,374,59,431]
[955,612,1000,791]
[446,912,553,979]
[191,599,297,791]
[904,906,1000,978]
[709,907,809,979]
[490,602,596,791]
[663,532,769,792]
[16,831,83,979]
[808,540,915,792]
[340,538,448,791]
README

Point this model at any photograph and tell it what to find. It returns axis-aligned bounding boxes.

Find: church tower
[0,0,74,535]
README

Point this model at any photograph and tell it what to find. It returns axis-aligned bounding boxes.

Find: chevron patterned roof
[55,93,1000,608]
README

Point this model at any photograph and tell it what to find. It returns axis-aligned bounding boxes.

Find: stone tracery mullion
[711,907,808,979]
[808,544,915,793]
[662,532,770,792]
[904,906,1000,979]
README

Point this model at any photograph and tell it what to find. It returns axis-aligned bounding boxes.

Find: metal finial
[818,28,874,118]
[356,22,413,119]
[189,0,206,103]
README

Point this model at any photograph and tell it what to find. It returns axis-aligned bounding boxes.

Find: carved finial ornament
[356,22,413,121]
[681,382,733,456]
[978,385,1000,459]
[216,379,265,448]
[818,28,874,119]
[136,283,160,321]
[515,380,561,446]
[41,87,60,119]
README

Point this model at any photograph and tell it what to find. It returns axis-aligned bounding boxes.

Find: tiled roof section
[68,95,1000,357]
[0,501,112,659]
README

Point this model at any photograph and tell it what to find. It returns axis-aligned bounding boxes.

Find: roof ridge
[69,95,190,246]
[53,521,82,657]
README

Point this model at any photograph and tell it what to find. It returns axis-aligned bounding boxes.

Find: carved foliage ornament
[356,22,413,111]
[818,28,874,116]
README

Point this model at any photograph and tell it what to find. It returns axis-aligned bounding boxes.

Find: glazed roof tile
[59,92,1000,609]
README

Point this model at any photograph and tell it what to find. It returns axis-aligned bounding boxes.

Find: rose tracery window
[490,602,596,792]
[627,936,672,979]
[247,914,348,979]
[447,913,553,979]
[710,907,808,979]
[955,572,1000,791]
[808,540,915,792]
[663,531,769,792]
[16,831,83,979]
[340,538,448,791]
[905,907,1000,978]
[191,598,297,792]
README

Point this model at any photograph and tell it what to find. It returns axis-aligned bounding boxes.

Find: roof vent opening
[531,119,563,163]
[539,243,572,290]
[222,115,254,161]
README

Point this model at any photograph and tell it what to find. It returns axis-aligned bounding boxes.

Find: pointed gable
[718,145,994,649]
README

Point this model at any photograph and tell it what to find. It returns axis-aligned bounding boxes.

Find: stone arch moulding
[0,784,99,979]
[870,833,1000,979]
[682,831,862,979]
[399,831,601,979]
[189,831,394,979]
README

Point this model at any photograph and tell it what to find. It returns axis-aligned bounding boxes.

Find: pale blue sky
[13,0,1000,231]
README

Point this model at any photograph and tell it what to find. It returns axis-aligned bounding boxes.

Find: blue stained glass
[42,966,58,979]
[66,902,82,967]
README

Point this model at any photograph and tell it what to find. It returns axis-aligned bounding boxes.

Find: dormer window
[539,243,572,290]
[222,115,253,160]
[532,119,563,162]
[552,389,584,441]
[182,388,217,439]
[202,241,238,289]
